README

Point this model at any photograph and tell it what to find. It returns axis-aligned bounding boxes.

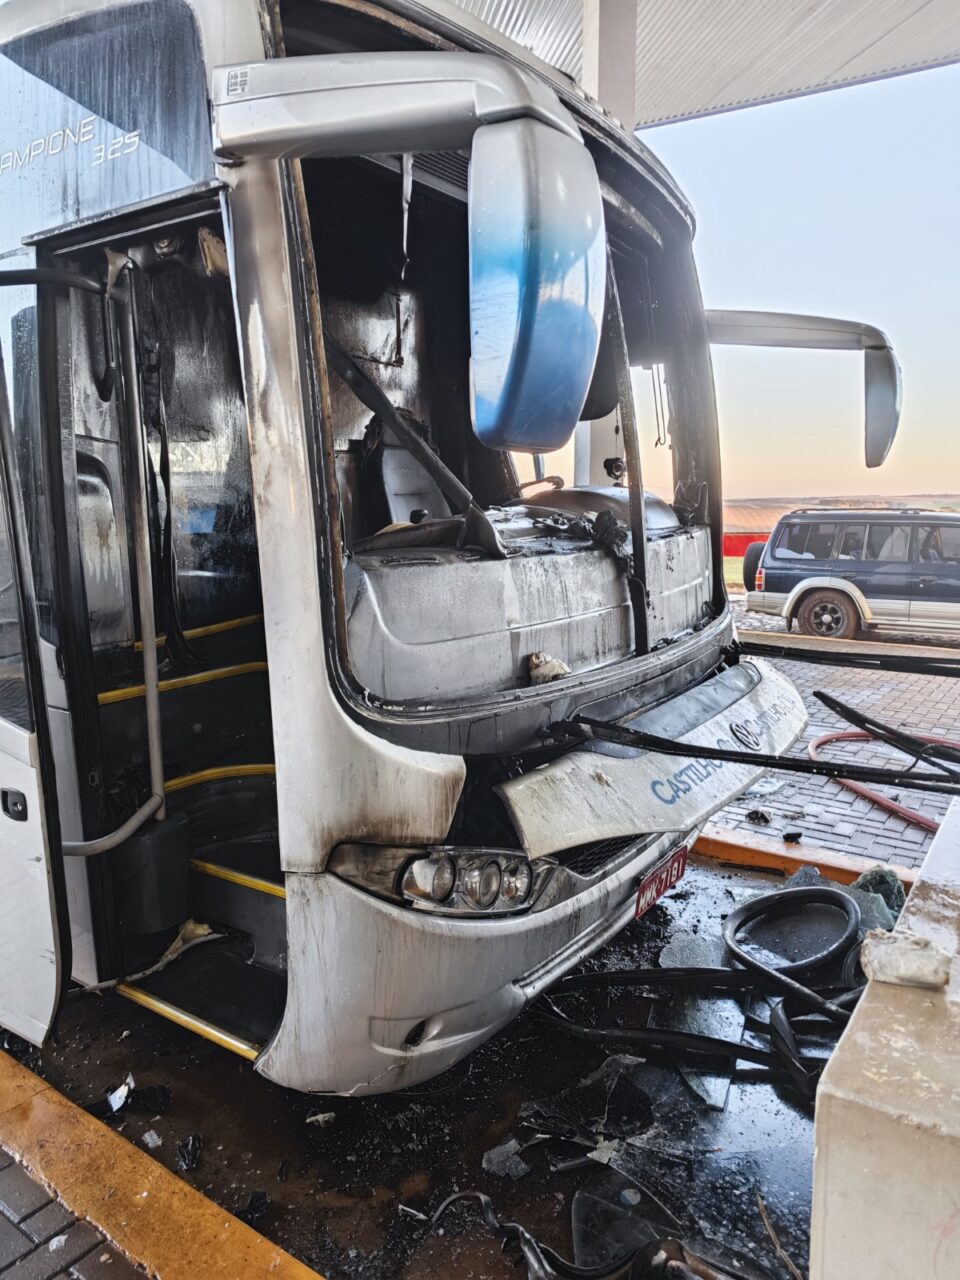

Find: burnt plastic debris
[520,1054,653,1151]
[523,1056,811,1280]
[238,1190,270,1226]
[572,1169,681,1266]
[128,1084,172,1115]
[536,972,825,1099]
[88,1075,173,1121]
[176,1133,202,1172]
[519,863,903,1277]
[650,933,746,1111]
[841,941,865,989]
[432,1190,739,1279]
[601,1083,812,1279]
[541,879,871,1103]
[481,1137,531,1180]
[88,1073,136,1120]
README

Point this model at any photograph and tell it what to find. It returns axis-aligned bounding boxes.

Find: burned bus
[0,0,900,1092]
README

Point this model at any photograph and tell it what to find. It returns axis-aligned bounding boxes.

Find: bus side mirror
[705,310,902,468]
[211,52,605,454]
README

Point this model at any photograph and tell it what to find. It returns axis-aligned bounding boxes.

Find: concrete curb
[694,820,918,886]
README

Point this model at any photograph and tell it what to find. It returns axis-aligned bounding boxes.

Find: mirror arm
[704,308,902,470]
[704,310,893,352]
[323,333,507,559]
[211,52,580,161]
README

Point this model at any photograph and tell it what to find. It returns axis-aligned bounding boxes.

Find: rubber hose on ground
[807,729,960,833]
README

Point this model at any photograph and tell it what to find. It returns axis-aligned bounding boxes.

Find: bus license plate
[635,845,688,919]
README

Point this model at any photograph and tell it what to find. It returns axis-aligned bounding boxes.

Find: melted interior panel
[345,516,632,703]
[345,504,711,703]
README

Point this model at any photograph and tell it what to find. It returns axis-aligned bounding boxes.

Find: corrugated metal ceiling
[633,0,960,127]
[441,0,582,79]
[434,0,960,127]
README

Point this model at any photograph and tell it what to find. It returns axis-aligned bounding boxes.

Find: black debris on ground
[237,1190,270,1227]
[5,859,886,1279]
[176,1134,202,1173]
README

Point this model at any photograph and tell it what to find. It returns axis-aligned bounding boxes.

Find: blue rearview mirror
[468,118,606,452]
[212,51,607,457]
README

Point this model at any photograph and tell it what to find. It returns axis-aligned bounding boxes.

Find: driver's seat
[379,428,452,525]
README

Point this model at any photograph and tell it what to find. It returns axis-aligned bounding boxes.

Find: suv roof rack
[787,507,951,517]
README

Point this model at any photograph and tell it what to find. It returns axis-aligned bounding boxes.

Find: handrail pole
[115,278,166,820]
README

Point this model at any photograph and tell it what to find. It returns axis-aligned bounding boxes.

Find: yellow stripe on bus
[190,857,286,899]
[164,763,276,793]
[133,612,264,651]
[116,984,261,1060]
[98,661,268,706]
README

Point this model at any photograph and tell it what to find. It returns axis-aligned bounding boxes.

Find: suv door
[837,521,912,625]
[911,523,960,629]
[764,519,839,599]
[0,349,67,1044]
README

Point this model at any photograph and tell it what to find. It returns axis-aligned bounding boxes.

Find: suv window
[917,524,960,564]
[772,523,807,558]
[772,521,838,560]
[837,524,866,559]
[865,524,910,561]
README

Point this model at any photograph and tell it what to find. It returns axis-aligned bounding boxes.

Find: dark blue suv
[743,509,960,638]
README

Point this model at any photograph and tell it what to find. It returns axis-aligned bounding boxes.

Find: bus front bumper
[255,832,678,1095]
[254,657,806,1095]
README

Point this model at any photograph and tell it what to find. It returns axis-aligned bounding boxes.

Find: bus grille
[557,835,644,878]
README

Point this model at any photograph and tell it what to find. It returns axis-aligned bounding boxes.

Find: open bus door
[0,344,68,1044]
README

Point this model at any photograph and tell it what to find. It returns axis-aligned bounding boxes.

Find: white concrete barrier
[811,797,960,1279]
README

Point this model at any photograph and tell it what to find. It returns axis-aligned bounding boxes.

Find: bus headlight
[501,861,532,903]
[463,861,501,908]
[429,856,457,903]
[399,850,550,914]
[328,844,553,914]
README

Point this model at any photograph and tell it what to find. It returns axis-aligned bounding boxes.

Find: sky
[637,63,960,501]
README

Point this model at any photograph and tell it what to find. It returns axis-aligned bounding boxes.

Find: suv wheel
[742,541,766,591]
[796,590,859,640]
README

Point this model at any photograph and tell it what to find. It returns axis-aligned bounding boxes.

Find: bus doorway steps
[188,835,287,973]
[117,939,286,1063]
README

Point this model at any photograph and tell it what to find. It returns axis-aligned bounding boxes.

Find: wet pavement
[6,859,829,1280]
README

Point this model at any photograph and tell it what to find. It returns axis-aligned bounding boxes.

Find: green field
[723,555,745,590]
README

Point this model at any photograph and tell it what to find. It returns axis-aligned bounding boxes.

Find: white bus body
[0,0,897,1093]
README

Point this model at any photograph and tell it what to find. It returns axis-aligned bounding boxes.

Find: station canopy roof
[432,0,960,128]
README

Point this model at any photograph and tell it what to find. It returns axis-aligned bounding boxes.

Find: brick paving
[0,1153,142,1279]
[711,647,959,867]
